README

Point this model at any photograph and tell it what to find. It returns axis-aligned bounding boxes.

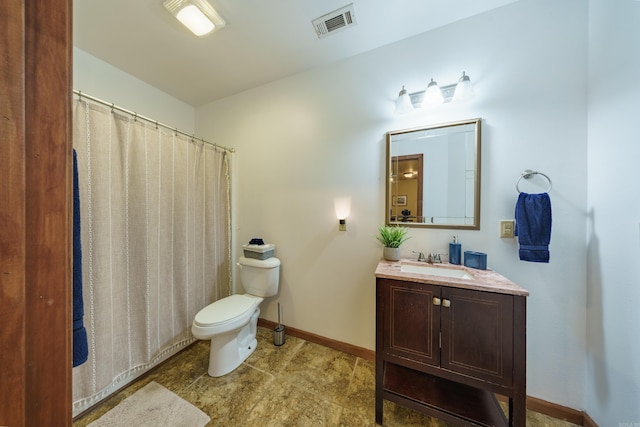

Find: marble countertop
[375,258,529,296]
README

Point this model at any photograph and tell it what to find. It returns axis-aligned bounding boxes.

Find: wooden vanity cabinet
[376,277,527,427]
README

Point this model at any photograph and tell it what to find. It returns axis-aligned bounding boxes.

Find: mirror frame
[385,118,482,230]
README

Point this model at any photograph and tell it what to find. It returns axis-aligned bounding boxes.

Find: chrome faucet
[412,251,427,262]
[428,253,443,264]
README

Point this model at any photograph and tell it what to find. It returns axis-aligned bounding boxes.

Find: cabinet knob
[433,297,441,306]
[442,299,451,308]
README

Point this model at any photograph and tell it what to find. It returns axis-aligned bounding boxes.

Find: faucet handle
[412,250,427,262]
[430,252,443,263]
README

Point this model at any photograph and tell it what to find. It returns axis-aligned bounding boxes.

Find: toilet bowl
[191,256,280,377]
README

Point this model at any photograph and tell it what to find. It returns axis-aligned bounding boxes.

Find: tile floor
[74,327,580,426]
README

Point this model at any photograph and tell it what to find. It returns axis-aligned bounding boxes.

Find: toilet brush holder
[273,325,285,346]
[273,302,285,346]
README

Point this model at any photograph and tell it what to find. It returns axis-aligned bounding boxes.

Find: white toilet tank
[238,256,280,297]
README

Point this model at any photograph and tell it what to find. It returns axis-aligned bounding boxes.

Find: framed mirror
[386,118,481,229]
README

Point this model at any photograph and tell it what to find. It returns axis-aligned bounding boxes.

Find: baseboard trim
[258,318,598,427]
[523,396,585,426]
[257,318,375,361]
[583,411,599,427]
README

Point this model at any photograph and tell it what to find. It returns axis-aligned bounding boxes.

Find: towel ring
[516,169,552,193]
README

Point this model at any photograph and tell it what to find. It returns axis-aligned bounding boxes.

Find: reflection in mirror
[386,118,481,229]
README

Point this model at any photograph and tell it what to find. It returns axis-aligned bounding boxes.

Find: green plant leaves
[375,225,410,248]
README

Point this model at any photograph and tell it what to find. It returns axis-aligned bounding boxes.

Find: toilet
[191,256,281,377]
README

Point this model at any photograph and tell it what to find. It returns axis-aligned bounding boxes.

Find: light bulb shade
[164,0,226,37]
[394,86,413,114]
[423,78,444,106]
[334,197,351,220]
[452,72,475,102]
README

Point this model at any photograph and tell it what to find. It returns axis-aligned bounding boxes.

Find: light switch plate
[500,220,515,238]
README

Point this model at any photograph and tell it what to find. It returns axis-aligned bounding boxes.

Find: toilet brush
[273,302,285,346]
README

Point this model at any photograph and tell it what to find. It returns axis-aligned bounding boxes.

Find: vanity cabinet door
[382,280,440,367]
[440,287,514,387]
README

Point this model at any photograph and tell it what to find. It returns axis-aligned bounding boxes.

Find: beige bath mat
[88,381,210,427]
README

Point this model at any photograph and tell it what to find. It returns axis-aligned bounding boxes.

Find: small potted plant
[375,225,410,261]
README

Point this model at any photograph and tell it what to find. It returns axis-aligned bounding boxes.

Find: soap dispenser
[449,235,461,265]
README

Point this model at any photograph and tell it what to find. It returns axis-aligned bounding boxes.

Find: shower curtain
[71,100,231,415]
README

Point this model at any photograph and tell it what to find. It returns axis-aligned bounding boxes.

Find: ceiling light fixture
[163,0,226,37]
[394,71,475,114]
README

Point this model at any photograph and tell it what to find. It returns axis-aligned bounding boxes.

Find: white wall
[73,47,195,133]
[586,0,640,425]
[196,0,588,411]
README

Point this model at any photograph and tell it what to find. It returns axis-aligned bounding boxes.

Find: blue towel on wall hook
[514,192,552,263]
[73,149,88,367]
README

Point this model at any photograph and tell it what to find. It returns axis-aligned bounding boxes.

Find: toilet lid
[238,256,280,268]
[194,294,259,327]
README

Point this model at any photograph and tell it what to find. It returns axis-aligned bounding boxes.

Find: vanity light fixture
[394,86,413,115]
[423,78,444,106]
[394,71,474,114]
[163,0,226,37]
[334,197,351,231]
[452,72,475,102]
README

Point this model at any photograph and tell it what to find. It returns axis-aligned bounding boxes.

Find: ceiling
[74,0,518,107]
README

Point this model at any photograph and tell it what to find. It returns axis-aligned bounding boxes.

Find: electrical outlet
[500,220,515,238]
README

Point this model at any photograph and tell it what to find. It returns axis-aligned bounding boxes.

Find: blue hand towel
[73,149,88,367]
[514,192,552,263]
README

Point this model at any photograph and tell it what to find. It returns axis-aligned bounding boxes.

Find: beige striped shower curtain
[71,100,231,415]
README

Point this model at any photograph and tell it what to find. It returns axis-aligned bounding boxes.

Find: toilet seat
[193,294,262,328]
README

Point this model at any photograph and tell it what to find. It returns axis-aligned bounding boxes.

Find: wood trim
[257,318,375,361]
[1,1,27,425]
[25,0,73,423]
[524,395,584,425]
[24,0,73,422]
[1,0,72,425]
[391,153,423,220]
[583,411,599,427]
[496,394,590,426]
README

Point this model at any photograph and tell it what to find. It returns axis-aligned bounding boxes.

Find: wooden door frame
[390,154,424,221]
[1,0,72,425]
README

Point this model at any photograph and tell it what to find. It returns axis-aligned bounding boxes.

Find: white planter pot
[383,247,401,261]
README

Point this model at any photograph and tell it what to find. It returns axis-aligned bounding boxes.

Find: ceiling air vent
[312,3,357,39]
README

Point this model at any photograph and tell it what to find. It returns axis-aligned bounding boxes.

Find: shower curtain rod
[73,90,235,153]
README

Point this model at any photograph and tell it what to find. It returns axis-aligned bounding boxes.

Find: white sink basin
[400,263,474,280]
